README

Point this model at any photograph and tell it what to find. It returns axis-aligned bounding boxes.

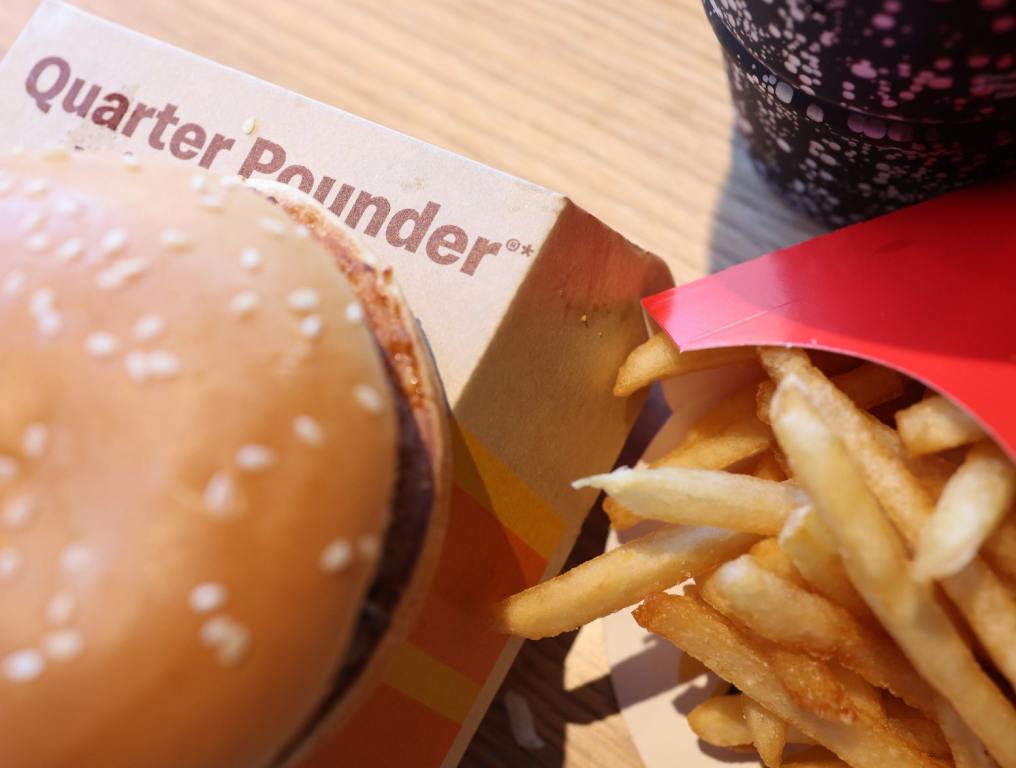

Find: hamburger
[0,150,450,767]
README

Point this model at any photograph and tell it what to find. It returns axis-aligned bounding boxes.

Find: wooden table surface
[0,1,823,765]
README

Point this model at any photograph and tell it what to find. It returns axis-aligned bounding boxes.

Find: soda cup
[703,0,1016,226]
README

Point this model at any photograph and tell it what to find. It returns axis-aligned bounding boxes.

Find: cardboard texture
[0,3,672,766]
[607,178,1016,767]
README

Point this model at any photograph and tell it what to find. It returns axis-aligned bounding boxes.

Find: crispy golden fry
[493,526,756,639]
[749,538,808,589]
[605,381,773,530]
[633,594,946,768]
[896,395,987,457]
[701,555,936,716]
[778,505,874,621]
[913,441,1016,582]
[769,381,1016,767]
[888,716,950,759]
[744,695,788,767]
[757,362,905,425]
[601,496,642,531]
[613,333,756,396]
[574,467,804,535]
[752,450,787,481]
[688,695,751,748]
[934,697,998,768]
[782,761,848,768]
[760,347,1016,693]
[765,644,856,723]
[983,513,1016,585]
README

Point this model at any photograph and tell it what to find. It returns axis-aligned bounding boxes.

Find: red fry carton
[0,2,671,766]
[644,178,1016,458]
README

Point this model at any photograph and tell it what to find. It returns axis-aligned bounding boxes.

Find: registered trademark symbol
[506,238,521,252]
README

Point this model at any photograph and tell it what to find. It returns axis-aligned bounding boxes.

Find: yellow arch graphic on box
[387,642,481,725]
[452,422,565,561]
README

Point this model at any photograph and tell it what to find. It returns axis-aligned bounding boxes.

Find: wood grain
[0,1,825,765]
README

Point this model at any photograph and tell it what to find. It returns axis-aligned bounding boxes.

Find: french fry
[757,362,905,426]
[760,347,1016,693]
[983,513,1016,585]
[752,450,787,481]
[778,505,874,621]
[934,698,998,768]
[574,467,804,535]
[688,695,752,748]
[633,594,946,768]
[913,441,1016,582]
[700,554,937,717]
[601,496,643,531]
[613,333,756,397]
[744,695,789,767]
[493,525,756,639]
[896,395,988,457]
[769,380,1016,767]
[764,643,857,723]
[749,538,809,590]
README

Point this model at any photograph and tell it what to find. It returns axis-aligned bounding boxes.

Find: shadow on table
[462,130,826,768]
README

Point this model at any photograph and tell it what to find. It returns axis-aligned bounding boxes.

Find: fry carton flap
[644,179,1016,457]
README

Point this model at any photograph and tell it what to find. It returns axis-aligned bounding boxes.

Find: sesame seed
[235,444,276,473]
[199,615,251,666]
[36,311,63,337]
[45,592,75,625]
[353,384,385,414]
[22,424,49,459]
[42,145,70,162]
[99,228,129,256]
[216,623,250,666]
[189,582,228,614]
[293,415,325,447]
[56,238,84,262]
[0,547,22,580]
[29,288,54,314]
[345,302,364,324]
[25,179,50,197]
[203,471,237,518]
[319,539,353,574]
[197,194,224,211]
[124,351,149,383]
[287,288,320,313]
[240,247,262,271]
[300,314,323,339]
[2,270,26,298]
[295,225,310,239]
[190,175,208,192]
[42,630,83,661]
[59,543,97,577]
[132,314,165,342]
[200,615,232,647]
[241,117,257,135]
[160,228,190,252]
[146,351,181,380]
[96,258,147,290]
[121,153,141,171]
[229,290,258,318]
[2,649,44,682]
[85,332,120,359]
[0,456,19,481]
[52,197,81,216]
[258,217,286,237]
[25,233,51,253]
[20,208,44,232]
[358,534,380,560]
[2,495,36,530]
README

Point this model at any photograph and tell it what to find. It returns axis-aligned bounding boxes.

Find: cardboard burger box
[605,176,1016,767]
[0,2,672,766]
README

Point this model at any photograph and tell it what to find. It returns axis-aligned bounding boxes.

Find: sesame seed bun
[0,151,449,768]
